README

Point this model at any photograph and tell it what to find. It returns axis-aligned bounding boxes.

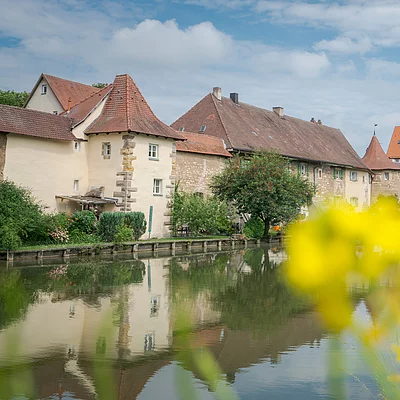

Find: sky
[1,0,400,155]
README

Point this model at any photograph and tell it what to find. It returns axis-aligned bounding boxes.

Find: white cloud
[366,59,400,77]
[313,37,373,55]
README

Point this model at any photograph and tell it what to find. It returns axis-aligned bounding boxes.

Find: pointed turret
[362,135,400,170]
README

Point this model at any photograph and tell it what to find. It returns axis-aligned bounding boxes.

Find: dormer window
[53,111,58,115]
[397,140,400,144]
[199,125,206,133]
[178,127,185,132]
[41,84,47,95]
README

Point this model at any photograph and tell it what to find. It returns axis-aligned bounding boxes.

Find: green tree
[212,151,314,239]
[0,90,29,107]
[92,83,108,88]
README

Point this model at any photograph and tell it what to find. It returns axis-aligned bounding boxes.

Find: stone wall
[0,133,6,181]
[371,170,400,202]
[176,151,228,196]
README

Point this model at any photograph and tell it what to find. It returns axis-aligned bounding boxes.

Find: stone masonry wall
[0,133,6,181]
[176,151,228,196]
[371,170,400,202]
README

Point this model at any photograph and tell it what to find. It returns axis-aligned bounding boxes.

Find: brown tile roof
[63,85,113,125]
[0,104,75,141]
[387,126,400,159]
[85,74,184,140]
[25,73,101,111]
[362,135,400,170]
[172,93,368,169]
[176,132,231,157]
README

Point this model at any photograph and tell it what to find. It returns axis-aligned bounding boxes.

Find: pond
[0,246,379,399]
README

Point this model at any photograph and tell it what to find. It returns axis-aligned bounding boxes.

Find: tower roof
[362,135,400,170]
[387,126,400,159]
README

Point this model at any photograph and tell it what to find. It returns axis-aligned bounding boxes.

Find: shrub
[0,223,22,250]
[114,225,133,243]
[98,212,125,242]
[49,227,69,244]
[68,229,100,244]
[124,212,147,240]
[69,211,96,234]
[243,217,264,239]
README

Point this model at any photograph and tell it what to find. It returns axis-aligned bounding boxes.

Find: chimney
[230,93,239,104]
[67,97,72,114]
[273,107,284,118]
[310,117,316,123]
[213,87,222,101]
[317,119,322,125]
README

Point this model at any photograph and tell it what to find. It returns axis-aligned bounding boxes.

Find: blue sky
[2,0,400,155]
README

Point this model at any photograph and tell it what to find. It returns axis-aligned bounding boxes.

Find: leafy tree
[0,90,29,107]
[92,83,108,88]
[212,151,314,239]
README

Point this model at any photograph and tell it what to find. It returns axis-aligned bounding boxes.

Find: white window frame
[148,144,159,160]
[102,142,111,159]
[53,111,58,115]
[153,179,163,196]
[350,171,358,182]
[73,180,79,193]
[300,163,307,177]
[41,84,47,95]
[74,141,80,152]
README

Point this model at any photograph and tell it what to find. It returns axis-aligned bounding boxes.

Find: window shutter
[340,169,344,180]
[306,164,309,175]
[334,168,337,179]
[298,163,302,176]
[101,143,104,156]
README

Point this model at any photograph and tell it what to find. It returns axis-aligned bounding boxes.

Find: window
[318,169,322,179]
[153,179,162,196]
[384,172,390,181]
[144,333,155,352]
[334,168,344,180]
[150,295,161,318]
[350,197,359,207]
[298,163,308,177]
[199,125,207,133]
[102,142,111,159]
[148,144,159,160]
[41,84,47,95]
[53,111,58,115]
[350,171,358,181]
[397,140,400,144]
[74,141,80,152]
[178,127,185,132]
[73,180,79,192]
[363,175,366,183]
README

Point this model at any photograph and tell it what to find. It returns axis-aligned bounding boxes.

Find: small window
[199,125,206,133]
[150,295,161,318]
[73,180,79,192]
[350,197,359,207]
[74,141,80,152]
[144,333,155,352]
[397,140,400,144]
[318,169,322,179]
[362,175,366,183]
[334,168,344,180]
[102,142,111,159]
[53,111,58,115]
[350,171,358,182]
[148,144,159,160]
[153,179,162,196]
[298,163,307,177]
[41,84,47,95]
[178,127,185,132]
[384,172,390,181]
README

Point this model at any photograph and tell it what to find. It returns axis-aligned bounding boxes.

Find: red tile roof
[172,93,368,170]
[0,104,75,141]
[63,85,113,125]
[25,73,101,111]
[362,135,400,170]
[85,74,184,140]
[176,132,231,157]
[387,126,400,159]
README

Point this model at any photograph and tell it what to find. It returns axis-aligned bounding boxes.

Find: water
[0,246,379,399]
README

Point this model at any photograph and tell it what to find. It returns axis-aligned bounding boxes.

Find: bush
[68,229,100,244]
[69,211,97,234]
[0,180,50,249]
[98,212,125,242]
[114,225,133,243]
[243,217,264,239]
[125,212,147,240]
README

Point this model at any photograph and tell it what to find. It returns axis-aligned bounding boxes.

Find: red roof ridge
[42,73,99,90]
[362,135,400,170]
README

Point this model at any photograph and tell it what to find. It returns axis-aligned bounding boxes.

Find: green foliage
[0,180,50,249]
[0,90,29,107]
[243,216,264,239]
[114,225,133,243]
[51,213,69,230]
[92,83,108,88]
[69,210,97,234]
[172,189,233,236]
[212,151,314,238]
[124,212,147,240]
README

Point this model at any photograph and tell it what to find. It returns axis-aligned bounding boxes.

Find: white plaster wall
[25,78,64,114]
[344,169,372,210]
[132,135,175,239]
[3,134,88,213]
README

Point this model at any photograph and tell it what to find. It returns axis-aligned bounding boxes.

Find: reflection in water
[0,247,378,399]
